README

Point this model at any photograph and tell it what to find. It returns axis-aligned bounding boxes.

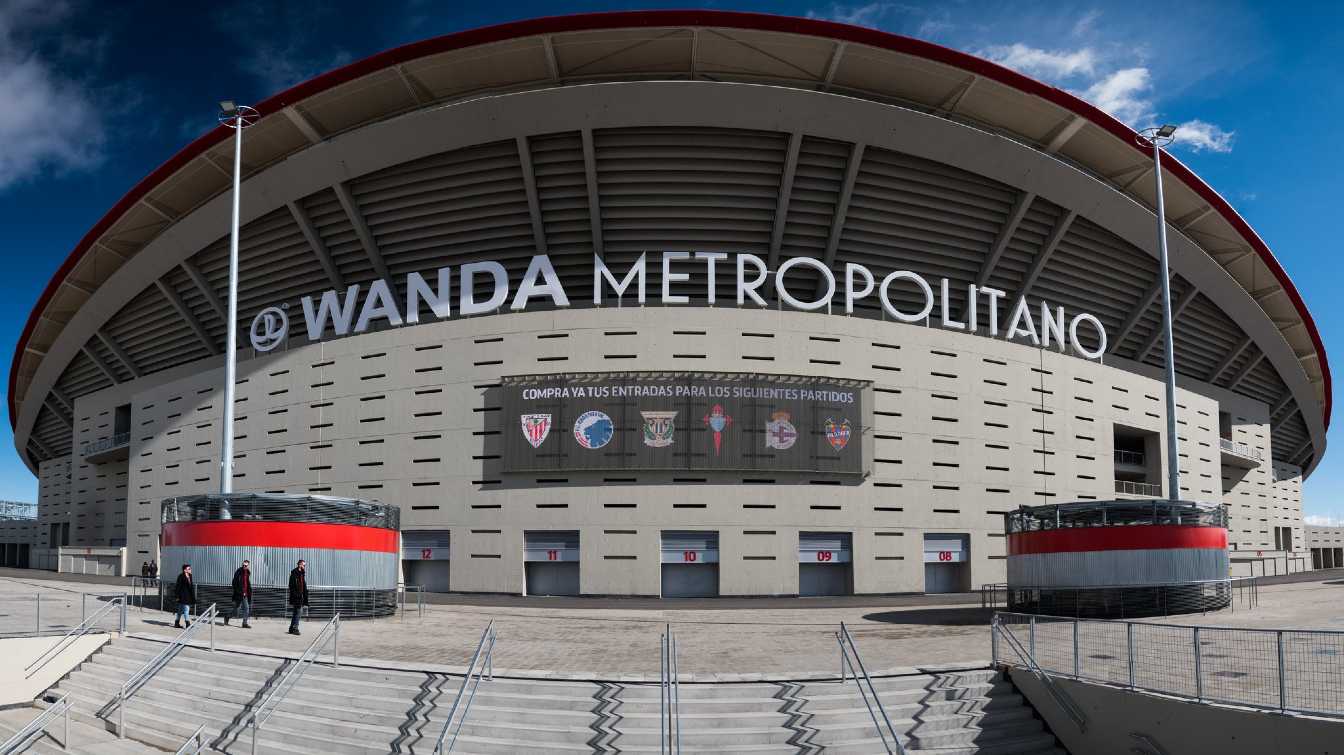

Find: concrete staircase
[40,635,1062,754]
[0,703,160,754]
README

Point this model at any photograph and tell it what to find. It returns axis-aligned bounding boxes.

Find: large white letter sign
[511,255,570,310]
[776,257,835,311]
[459,261,508,315]
[940,278,966,330]
[1006,297,1040,345]
[696,252,728,304]
[405,268,451,324]
[1040,301,1066,350]
[845,263,874,314]
[737,253,769,307]
[354,279,404,332]
[662,252,691,304]
[302,285,361,340]
[593,253,646,304]
[1070,313,1108,359]
[879,271,934,323]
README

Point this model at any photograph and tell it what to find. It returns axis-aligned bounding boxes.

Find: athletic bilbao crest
[641,411,677,448]
[520,414,551,449]
[765,411,797,450]
[703,404,733,455]
[824,417,852,451]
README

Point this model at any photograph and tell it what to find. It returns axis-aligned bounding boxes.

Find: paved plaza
[2,569,1342,681]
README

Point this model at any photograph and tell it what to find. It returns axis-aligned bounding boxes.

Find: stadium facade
[6,11,1329,597]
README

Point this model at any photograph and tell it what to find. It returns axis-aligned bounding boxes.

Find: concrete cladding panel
[79,303,1274,596]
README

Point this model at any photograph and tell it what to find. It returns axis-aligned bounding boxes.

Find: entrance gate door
[524,531,580,596]
[660,531,719,597]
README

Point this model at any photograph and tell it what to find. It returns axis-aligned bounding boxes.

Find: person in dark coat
[226,559,253,628]
[148,561,158,581]
[141,562,149,578]
[287,559,309,635]
[173,564,195,628]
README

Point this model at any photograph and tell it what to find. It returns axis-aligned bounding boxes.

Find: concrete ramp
[0,633,110,706]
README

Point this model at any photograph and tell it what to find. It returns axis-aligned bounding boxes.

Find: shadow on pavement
[861,607,996,626]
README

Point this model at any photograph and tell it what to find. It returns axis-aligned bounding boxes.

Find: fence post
[1193,627,1203,702]
[1126,622,1136,689]
[120,595,127,633]
[1029,615,1037,658]
[990,617,999,666]
[1072,619,1080,678]
[35,594,40,635]
[82,593,87,624]
[334,619,340,667]
[1276,630,1287,711]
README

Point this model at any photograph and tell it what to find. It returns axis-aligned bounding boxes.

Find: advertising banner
[502,372,867,475]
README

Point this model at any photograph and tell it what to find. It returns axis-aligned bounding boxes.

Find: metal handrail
[660,623,681,754]
[25,594,126,677]
[836,622,906,755]
[433,620,496,755]
[991,615,1088,732]
[81,431,130,457]
[1114,479,1162,496]
[398,583,425,620]
[1113,449,1145,465]
[174,724,207,755]
[0,693,71,753]
[246,614,341,755]
[1218,437,1262,459]
[103,603,216,737]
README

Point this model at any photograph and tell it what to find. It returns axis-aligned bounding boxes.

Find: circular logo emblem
[249,306,289,352]
[573,410,614,450]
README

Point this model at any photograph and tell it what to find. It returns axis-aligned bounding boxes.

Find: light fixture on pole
[1136,124,1179,502]
[217,101,260,508]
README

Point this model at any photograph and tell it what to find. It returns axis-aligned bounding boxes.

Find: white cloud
[980,43,1098,80]
[212,3,353,94]
[0,0,104,191]
[1081,67,1154,125]
[1171,118,1235,153]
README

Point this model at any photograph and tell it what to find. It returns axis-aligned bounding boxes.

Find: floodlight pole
[1139,126,1180,502]
[218,104,259,503]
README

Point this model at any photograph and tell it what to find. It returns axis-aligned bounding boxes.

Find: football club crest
[641,411,677,448]
[703,404,733,455]
[765,410,797,450]
[824,417,852,451]
[573,410,614,450]
[520,414,551,449]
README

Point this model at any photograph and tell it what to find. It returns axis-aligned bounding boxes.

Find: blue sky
[1,0,1341,521]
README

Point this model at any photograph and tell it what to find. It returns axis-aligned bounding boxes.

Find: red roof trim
[9,9,1329,439]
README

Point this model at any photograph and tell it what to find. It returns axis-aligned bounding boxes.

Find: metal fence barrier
[24,595,126,678]
[158,580,395,619]
[992,611,1344,717]
[998,577,1258,619]
[0,591,128,639]
[0,693,70,754]
[433,621,496,755]
[836,622,907,755]
[103,603,217,738]
[660,623,681,755]
[174,724,207,755]
[399,584,425,620]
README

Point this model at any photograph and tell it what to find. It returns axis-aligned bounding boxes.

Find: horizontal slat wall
[36,125,1303,467]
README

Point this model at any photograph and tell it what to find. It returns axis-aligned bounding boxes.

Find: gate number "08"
[937,551,953,561]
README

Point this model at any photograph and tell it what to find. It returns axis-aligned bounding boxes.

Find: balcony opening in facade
[1113,424,1162,497]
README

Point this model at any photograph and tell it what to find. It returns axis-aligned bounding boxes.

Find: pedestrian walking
[173,564,195,629]
[149,560,158,580]
[226,559,253,628]
[141,561,149,578]
[287,559,309,636]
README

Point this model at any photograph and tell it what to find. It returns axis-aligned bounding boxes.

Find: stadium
[6,10,1329,600]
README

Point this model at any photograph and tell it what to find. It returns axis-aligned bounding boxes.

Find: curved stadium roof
[9,10,1329,475]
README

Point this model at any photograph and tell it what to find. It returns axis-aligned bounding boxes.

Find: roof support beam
[1176,205,1215,231]
[1289,439,1313,467]
[154,279,220,355]
[1207,336,1252,384]
[28,434,57,462]
[333,182,391,284]
[975,191,1035,287]
[516,136,548,255]
[581,128,604,258]
[820,41,846,90]
[1270,392,1294,420]
[1225,351,1267,391]
[1120,164,1153,192]
[180,259,226,322]
[690,28,699,80]
[1251,284,1283,303]
[1017,209,1078,298]
[1134,285,1197,363]
[1272,406,1300,431]
[282,105,324,144]
[768,132,803,270]
[1043,115,1085,153]
[43,398,73,428]
[1108,273,1166,354]
[287,201,345,290]
[80,343,121,384]
[1211,247,1254,265]
[62,278,96,295]
[938,75,977,113]
[95,330,141,379]
[394,65,432,105]
[140,196,178,222]
[542,36,560,81]
[815,142,865,296]
[48,387,73,416]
